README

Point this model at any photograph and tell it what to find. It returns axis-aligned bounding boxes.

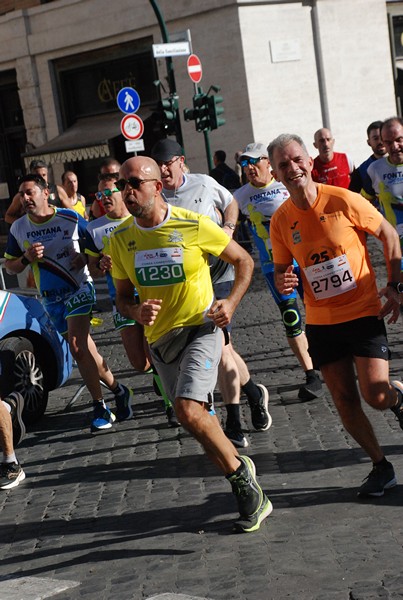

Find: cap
[151,139,183,162]
[240,142,268,160]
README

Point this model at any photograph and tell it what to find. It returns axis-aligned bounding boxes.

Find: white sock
[3,453,17,464]
[1,400,11,414]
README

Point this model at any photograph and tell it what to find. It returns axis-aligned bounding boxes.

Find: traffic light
[184,93,211,132]
[207,94,225,130]
[159,95,179,135]
[183,89,226,133]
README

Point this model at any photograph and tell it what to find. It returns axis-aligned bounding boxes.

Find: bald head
[120,156,161,181]
[117,156,165,223]
[313,128,334,163]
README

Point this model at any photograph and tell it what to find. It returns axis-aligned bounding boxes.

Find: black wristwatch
[20,255,30,266]
[387,281,403,294]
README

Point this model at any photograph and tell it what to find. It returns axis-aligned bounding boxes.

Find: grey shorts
[149,322,223,407]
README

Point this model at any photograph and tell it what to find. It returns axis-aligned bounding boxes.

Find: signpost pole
[149,0,184,149]
[203,129,213,174]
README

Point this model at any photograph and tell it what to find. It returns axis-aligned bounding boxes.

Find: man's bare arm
[115,278,162,327]
[5,193,24,225]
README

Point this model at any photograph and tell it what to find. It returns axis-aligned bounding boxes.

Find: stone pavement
[0,239,403,600]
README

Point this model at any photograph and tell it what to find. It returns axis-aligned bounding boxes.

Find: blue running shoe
[115,385,134,421]
[91,402,116,432]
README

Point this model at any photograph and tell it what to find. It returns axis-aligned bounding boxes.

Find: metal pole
[309,0,331,129]
[197,86,212,171]
[149,0,184,148]
[203,129,213,173]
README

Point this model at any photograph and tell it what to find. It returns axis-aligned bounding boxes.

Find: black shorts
[306,316,390,369]
[213,280,234,333]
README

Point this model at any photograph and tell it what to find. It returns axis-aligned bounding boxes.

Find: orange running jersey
[270,184,383,325]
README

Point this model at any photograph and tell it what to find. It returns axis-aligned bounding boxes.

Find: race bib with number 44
[304,254,357,300]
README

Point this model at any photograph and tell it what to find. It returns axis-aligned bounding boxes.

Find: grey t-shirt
[162,173,234,283]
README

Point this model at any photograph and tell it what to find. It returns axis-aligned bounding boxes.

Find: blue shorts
[263,266,304,305]
[44,282,96,335]
[383,204,403,270]
[112,301,137,331]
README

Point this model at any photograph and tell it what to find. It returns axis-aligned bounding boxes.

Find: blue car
[0,290,72,423]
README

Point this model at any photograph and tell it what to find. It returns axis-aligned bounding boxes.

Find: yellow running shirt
[270,184,383,325]
[109,204,230,343]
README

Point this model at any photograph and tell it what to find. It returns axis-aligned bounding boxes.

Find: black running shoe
[166,405,180,427]
[0,462,26,490]
[390,381,403,430]
[358,462,397,497]
[225,429,249,448]
[3,392,26,447]
[115,386,134,421]
[249,384,272,431]
[227,455,273,533]
[298,373,324,401]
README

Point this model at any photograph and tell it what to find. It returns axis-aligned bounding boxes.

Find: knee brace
[278,298,302,338]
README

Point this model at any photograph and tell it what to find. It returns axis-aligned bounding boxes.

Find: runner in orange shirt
[268,132,403,498]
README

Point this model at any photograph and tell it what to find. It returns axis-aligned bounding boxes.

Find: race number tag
[304,254,357,300]
[135,247,185,287]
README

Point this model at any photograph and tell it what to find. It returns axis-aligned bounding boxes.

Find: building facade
[0,0,401,231]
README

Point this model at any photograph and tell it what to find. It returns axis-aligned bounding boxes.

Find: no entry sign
[187,54,203,84]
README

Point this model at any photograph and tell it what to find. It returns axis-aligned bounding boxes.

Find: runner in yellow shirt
[109,155,272,533]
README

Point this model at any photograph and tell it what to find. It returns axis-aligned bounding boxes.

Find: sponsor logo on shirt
[27,226,62,239]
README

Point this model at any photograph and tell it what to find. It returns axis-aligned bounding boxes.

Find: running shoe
[225,429,249,448]
[227,455,273,533]
[298,372,324,401]
[115,385,134,421]
[3,392,26,446]
[357,461,397,497]
[166,405,180,427]
[390,380,403,430]
[249,384,272,431]
[91,402,116,432]
[0,462,26,490]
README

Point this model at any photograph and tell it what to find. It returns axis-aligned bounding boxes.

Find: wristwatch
[387,281,403,294]
[20,255,30,266]
[223,222,236,230]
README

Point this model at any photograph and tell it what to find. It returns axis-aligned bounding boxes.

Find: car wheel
[0,336,49,424]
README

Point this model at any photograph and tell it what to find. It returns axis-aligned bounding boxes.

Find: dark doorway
[0,70,27,235]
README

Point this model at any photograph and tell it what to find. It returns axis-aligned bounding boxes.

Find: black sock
[241,378,261,404]
[374,456,389,468]
[112,383,124,396]
[225,404,242,430]
[305,369,318,382]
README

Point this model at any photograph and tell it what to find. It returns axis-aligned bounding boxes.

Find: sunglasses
[239,156,267,168]
[95,188,119,200]
[116,177,158,191]
[156,156,180,168]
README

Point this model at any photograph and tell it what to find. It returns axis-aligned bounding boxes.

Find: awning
[23,112,125,167]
